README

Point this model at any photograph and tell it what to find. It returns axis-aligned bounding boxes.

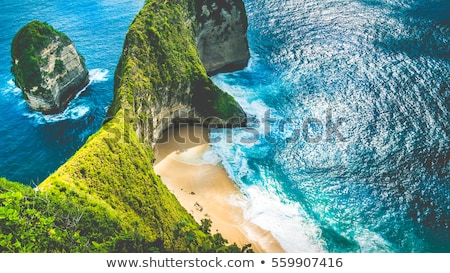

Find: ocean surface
[0,0,449,252]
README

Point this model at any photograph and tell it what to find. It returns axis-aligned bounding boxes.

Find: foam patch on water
[89,68,109,82]
[234,184,326,252]
[353,229,395,253]
[208,127,326,252]
[209,74,329,252]
[201,149,222,165]
[208,138,249,181]
[72,83,90,101]
[20,68,109,124]
[0,79,27,110]
[4,79,22,96]
[24,105,90,124]
[7,79,19,89]
[72,68,109,100]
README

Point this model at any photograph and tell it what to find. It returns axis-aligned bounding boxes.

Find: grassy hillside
[1,0,250,253]
[1,111,244,252]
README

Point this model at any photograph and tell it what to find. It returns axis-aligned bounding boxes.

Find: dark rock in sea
[195,0,250,75]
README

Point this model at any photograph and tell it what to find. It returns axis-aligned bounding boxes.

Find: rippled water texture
[211,0,449,252]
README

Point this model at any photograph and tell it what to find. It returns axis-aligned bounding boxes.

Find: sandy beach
[154,125,285,253]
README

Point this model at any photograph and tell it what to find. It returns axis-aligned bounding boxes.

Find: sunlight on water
[89,68,109,82]
[24,105,90,124]
[211,0,449,252]
[0,0,447,252]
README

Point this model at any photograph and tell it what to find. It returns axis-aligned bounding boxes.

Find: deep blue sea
[0,0,449,252]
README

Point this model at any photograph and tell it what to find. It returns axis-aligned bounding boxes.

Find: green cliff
[1,112,242,252]
[1,0,250,253]
[109,0,248,144]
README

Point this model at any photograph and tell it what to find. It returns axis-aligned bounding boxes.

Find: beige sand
[154,125,285,253]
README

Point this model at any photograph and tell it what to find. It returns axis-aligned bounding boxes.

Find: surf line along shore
[153,125,285,253]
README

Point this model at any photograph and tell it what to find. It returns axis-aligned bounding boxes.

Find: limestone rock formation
[195,0,250,75]
[11,21,89,114]
[109,0,250,144]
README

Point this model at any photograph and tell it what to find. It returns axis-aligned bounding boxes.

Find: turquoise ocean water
[0,0,448,252]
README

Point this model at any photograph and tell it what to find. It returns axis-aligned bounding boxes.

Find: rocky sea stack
[11,21,89,114]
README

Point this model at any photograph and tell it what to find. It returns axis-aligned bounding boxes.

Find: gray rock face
[11,21,89,114]
[27,39,89,114]
[195,0,250,75]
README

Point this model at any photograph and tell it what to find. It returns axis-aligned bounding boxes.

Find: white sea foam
[0,79,27,110]
[89,68,109,82]
[7,79,16,88]
[24,105,90,124]
[209,126,326,252]
[234,184,326,252]
[21,68,108,124]
[353,229,395,253]
[211,60,391,253]
[72,68,109,100]
[208,140,326,252]
[72,83,90,101]
[4,79,22,96]
[201,149,222,165]
[209,74,329,252]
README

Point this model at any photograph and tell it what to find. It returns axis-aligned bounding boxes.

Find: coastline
[154,125,285,253]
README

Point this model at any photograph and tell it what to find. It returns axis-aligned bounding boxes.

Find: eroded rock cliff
[195,0,250,75]
[109,0,249,144]
[11,21,89,114]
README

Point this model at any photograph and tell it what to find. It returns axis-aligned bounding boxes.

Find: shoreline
[154,125,285,253]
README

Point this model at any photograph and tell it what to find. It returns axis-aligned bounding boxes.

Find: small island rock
[11,20,89,114]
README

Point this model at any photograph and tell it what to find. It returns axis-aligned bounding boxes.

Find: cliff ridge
[109,0,249,144]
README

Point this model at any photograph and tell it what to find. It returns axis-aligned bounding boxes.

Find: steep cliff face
[11,21,89,114]
[195,0,250,75]
[109,0,249,144]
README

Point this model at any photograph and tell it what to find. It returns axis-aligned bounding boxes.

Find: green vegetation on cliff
[109,0,245,128]
[1,111,246,252]
[11,20,70,94]
[11,20,89,114]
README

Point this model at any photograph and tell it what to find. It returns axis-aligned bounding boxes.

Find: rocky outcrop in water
[11,21,89,114]
[195,0,250,75]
